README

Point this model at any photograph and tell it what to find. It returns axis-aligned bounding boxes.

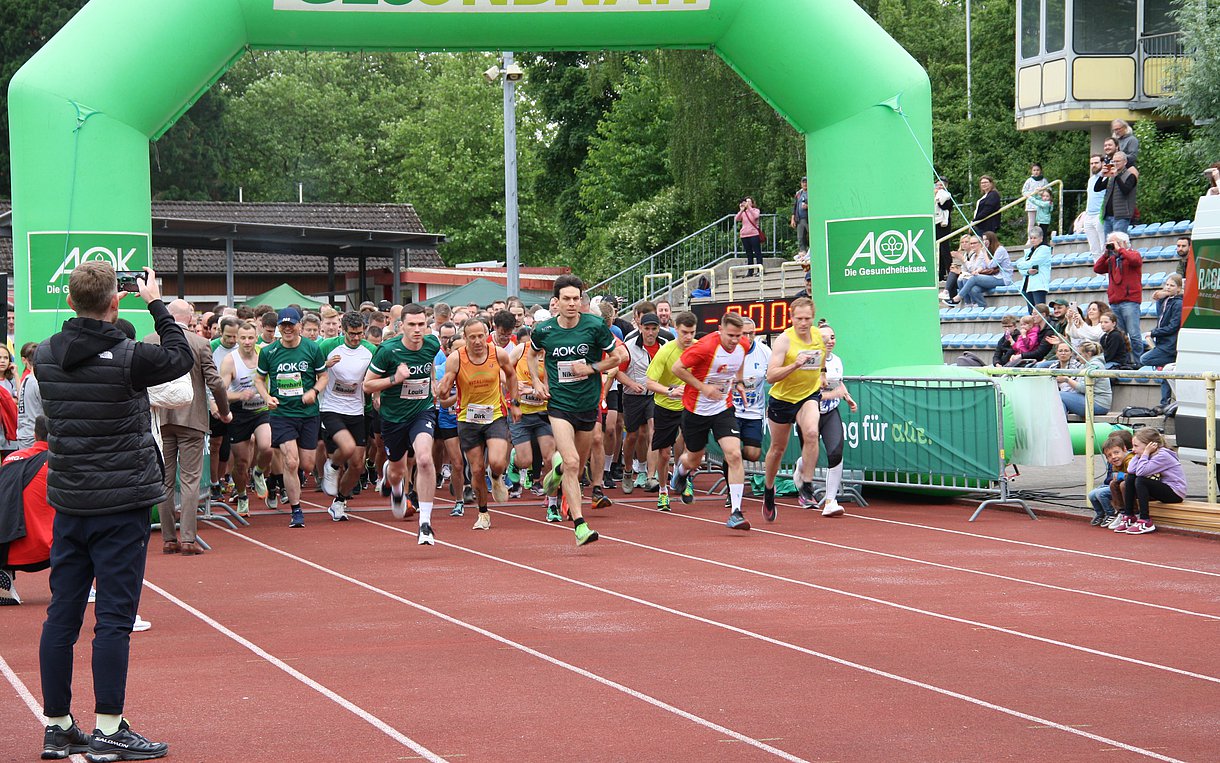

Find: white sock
[729,483,744,512]
[675,461,689,478]
[603,455,612,471]
[826,464,844,502]
[419,502,433,526]
[632,459,643,473]
[46,715,72,731]
[96,714,122,736]
[547,495,559,508]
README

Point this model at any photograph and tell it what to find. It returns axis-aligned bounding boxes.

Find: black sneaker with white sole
[41,719,90,759]
[85,720,168,761]
[0,568,20,605]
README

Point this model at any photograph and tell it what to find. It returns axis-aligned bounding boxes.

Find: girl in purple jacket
[1116,429,1187,535]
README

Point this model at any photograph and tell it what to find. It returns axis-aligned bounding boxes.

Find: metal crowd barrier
[702,376,1033,521]
[979,367,1219,506]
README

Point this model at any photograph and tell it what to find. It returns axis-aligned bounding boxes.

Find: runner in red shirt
[667,312,751,531]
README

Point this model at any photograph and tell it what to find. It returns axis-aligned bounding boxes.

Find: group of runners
[204,278,856,547]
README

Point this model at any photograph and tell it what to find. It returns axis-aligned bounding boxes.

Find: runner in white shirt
[318,312,377,521]
[219,322,272,517]
[724,318,771,510]
[816,325,857,517]
[209,317,241,501]
[667,312,751,531]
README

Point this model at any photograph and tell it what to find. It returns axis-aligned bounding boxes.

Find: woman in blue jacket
[1139,273,1184,408]
[1010,226,1053,313]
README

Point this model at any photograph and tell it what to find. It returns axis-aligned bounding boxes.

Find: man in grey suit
[145,299,231,555]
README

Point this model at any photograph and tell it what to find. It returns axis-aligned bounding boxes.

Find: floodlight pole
[503,51,520,298]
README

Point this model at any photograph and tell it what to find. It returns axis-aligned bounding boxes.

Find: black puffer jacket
[34,300,194,516]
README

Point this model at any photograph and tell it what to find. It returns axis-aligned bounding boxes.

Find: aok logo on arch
[824,215,935,296]
[26,231,149,312]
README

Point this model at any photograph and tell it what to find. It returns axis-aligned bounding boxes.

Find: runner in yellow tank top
[435,318,520,530]
[509,333,563,522]
[762,297,827,520]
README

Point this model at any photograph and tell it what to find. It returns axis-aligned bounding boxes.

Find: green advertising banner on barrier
[709,379,1002,483]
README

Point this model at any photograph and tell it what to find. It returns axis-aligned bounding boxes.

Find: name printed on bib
[277,372,303,397]
[466,403,495,424]
[402,379,430,400]
[333,381,359,396]
[557,361,582,384]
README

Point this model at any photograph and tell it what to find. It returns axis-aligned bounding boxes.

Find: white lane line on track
[0,654,88,763]
[783,501,1220,578]
[488,506,1220,685]
[611,497,1220,622]
[337,515,1187,763]
[203,524,811,763]
[141,580,447,763]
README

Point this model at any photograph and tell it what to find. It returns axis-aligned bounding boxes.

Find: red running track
[2,483,1218,762]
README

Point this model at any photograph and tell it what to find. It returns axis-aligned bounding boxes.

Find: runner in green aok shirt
[363,303,443,545]
[528,275,628,546]
[254,307,328,529]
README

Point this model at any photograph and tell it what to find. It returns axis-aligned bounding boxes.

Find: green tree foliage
[0,0,87,196]
[376,52,557,266]
[1173,0,1220,160]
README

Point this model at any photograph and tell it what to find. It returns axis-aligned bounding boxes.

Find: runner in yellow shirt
[763,297,826,518]
[644,311,697,512]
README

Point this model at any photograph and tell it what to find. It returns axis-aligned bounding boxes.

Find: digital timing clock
[690,300,791,338]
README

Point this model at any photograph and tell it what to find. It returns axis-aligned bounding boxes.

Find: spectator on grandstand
[1050,343,1081,391]
[942,234,983,306]
[1082,154,1107,257]
[1098,311,1135,369]
[1059,340,1111,417]
[934,180,953,281]
[1021,164,1050,234]
[1094,230,1144,357]
[972,175,1001,234]
[1065,300,1108,348]
[791,176,810,255]
[1030,188,1054,244]
[1096,151,1138,235]
[1139,273,1184,409]
[1111,119,1139,166]
[956,231,1013,307]
[1004,314,1052,366]
[991,315,1020,366]
[1011,227,1052,312]
[735,196,763,269]
[1174,234,1191,279]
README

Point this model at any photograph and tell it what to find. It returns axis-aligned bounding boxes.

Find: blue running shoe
[726,511,751,531]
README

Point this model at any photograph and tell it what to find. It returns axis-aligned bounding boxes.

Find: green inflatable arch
[8,0,938,373]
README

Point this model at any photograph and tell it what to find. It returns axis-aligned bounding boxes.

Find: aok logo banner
[824,215,935,295]
[26,231,150,312]
[274,0,711,12]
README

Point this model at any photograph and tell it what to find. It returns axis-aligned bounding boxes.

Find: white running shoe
[322,460,340,497]
[821,499,844,517]
[491,474,509,504]
[472,512,492,530]
[0,569,19,606]
[327,499,348,522]
[418,523,435,545]
[133,615,152,632]
[390,486,407,520]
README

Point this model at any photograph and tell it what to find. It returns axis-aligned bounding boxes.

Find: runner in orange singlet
[435,318,520,530]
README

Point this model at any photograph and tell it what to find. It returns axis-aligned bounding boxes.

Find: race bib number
[276,372,303,397]
[402,379,430,400]
[557,361,581,384]
[466,403,495,424]
[799,350,824,369]
[333,380,358,396]
[521,388,544,406]
[242,393,266,411]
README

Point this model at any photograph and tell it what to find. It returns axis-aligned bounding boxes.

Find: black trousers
[40,506,150,717]
[742,235,762,267]
[1122,474,1181,521]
